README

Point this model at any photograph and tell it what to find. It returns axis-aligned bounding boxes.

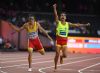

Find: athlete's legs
[35,37,45,55]
[62,46,67,58]
[60,45,67,64]
[28,48,33,69]
[54,45,61,71]
[38,48,45,55]
[28,39,34,71]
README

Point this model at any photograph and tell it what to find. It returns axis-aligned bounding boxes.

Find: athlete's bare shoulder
[35,21,39,27]
[25,22,29,25]
[22,22,29,29]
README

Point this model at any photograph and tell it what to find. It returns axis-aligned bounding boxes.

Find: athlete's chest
[57,24,68,31]
[26,23,38,32]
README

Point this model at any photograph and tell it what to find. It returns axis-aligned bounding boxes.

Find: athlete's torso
[24,22,38,39]
[56,21,69,37]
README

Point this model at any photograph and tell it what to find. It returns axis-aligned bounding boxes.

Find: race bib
[28,32,38,39]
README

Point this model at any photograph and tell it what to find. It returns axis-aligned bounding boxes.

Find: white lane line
[57,68,77,71]
[78,62,100,73]
[0,70,7,73]
[16,66,28,69]
[0,53,53,59]
[0,57,26,60]
[0,56,42,60]
[0,55,27,58]
[0,56,86,69]
[0,56,96,73]
[38,57,100,73]
[0,56,52,63]
[0,55,27,59]
[0,54,53,61]
[0,66,7,73]
[1,60,52,69]
[85,70,100,72]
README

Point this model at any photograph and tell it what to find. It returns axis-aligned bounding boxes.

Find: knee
[28,48,33,53]
[39,49,45,55]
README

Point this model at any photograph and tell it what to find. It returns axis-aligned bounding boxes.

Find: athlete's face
[60,13,66,21]
[29,17,35,24]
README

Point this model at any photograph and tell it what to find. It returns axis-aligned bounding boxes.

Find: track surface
[0,52,100,73]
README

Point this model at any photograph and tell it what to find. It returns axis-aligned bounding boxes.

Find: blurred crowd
[0,0,99,37]
[0,0,99,19]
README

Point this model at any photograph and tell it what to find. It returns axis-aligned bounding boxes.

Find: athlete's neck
[29,22,34,25]
[61,20,66,25]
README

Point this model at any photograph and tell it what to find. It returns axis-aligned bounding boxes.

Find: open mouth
[61,18,64,20]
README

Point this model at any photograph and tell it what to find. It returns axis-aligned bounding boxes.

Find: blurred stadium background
[0,0,100,53]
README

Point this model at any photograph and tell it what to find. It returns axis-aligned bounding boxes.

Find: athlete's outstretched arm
[53,4,59,23]
[38,22,53,41]
[69,22,90,27]
[19,23,26,31]
[9,22,20,32]
[9,22,26,32]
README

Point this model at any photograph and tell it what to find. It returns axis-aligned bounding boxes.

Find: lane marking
[0,54,53,61]
[57,68,77,71]
[85,70,100,72]
[0,56,43,60]
[38,57,100,73]
[0,53,53,59]
[0,70,7,73]
[0,56,86,69]
[1,56,99,73]
[0,56,52,63]
[0,66,6,73]
[78,62,100,73]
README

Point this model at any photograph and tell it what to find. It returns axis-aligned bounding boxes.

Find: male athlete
[53,4,90,71]
[9,16,53,71]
